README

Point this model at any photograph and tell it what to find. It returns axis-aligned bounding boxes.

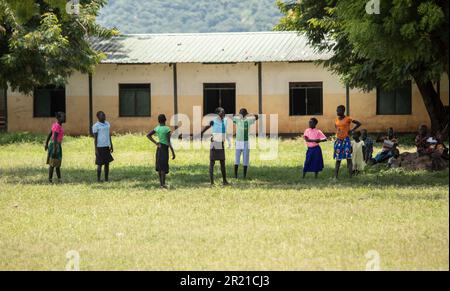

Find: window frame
[118,83,151,118]
[203,83,236,116]
[376,81,412,116]
[33,86,66,118]
[289,82,324,116]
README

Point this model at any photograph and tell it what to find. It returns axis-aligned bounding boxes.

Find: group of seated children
[414,124,449,170]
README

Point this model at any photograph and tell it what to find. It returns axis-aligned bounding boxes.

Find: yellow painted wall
[348,74,449,133]
[262,62,346,133]
[7,71,89,135]
[6,63,449,135]
[92,64,173,133]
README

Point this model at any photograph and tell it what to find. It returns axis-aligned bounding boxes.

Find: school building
[1,31,448,135]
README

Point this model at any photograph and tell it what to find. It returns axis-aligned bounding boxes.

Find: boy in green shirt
[233,108,258,179]
[147,114,176,188]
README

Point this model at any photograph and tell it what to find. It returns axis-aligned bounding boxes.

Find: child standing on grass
[333,105,362,179]
[351,131,366,175]
[201,107,230,186]
[233,108,258,179]
[92,111,114,182]
[303,118,327,179]
[44,112,66,183]
[361,129,374,163]
[147,114,176,189]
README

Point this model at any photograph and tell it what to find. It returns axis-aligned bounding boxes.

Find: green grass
[0,133,448,271]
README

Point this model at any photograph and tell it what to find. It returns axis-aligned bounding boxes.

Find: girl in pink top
[44,112,66,183]
[303,118,328,179]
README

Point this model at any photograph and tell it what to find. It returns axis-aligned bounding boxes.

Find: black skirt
[210,141,225,161]
[96,147,114,165]
[156,144,170,174]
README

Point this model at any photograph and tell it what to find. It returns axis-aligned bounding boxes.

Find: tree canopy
[276,0,449,133]
[0,0,118,94]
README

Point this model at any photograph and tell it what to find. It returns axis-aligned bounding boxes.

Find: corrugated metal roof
[91,31,332,64]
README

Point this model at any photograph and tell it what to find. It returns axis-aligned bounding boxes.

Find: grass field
[0,133,448,271]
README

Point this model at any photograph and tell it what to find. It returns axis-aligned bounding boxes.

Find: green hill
[97,0,283,34]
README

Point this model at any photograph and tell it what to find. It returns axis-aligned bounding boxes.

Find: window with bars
[203,83,236,115]
[377,81,412,115]
[119,84,151,117]
[289,82,323,116]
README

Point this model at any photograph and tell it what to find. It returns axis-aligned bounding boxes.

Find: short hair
[310,117,319,125]
[215,107,225,115]
[96,111,105,118]
[353,130,362,137]
[158,114,167,123]
[337,105,346,111]
[239,108,248,116]
[55,112,65,119]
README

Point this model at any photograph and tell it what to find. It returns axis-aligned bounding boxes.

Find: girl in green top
[147,114,176,189]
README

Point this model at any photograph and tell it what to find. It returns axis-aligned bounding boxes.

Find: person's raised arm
[146,130,159,147]
[201,121,214,137]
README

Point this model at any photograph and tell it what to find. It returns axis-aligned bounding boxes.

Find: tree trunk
[413,76,449,136]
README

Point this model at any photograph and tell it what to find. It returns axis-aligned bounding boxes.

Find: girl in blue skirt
[303,118,328,179]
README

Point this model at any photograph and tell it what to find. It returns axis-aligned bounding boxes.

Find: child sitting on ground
[374,127,399,164]
[415,124,449,171]
[415,124,434,156]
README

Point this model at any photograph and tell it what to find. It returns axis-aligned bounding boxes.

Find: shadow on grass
[1,163,448,191]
